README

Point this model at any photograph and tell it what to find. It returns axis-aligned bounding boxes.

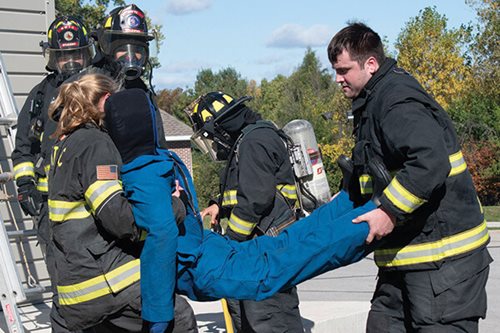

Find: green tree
[194,67,248,98]
[395,6,472,109]
[55,0,125,29]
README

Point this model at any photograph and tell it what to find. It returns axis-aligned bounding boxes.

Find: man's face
[333,49,375,99]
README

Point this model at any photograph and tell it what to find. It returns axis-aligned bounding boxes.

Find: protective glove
[149,321,171,333]
[17,179,42,217]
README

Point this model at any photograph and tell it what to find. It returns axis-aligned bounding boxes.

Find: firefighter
[12,15,94,254]
[11,16,94,333]
[327,22,492,332]
[46,73,143,332]
[92,3,169,149]
[188,92,304,333]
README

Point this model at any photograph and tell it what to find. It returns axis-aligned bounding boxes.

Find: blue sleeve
[121,157,178,323]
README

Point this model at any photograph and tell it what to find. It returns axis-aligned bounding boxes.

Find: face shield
[44,45,94,76]
[113,43,148,80]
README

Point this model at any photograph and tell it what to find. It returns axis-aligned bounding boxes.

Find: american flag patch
[96,165,118,180]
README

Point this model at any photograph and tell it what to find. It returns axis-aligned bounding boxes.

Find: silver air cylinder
[283,119,331,212]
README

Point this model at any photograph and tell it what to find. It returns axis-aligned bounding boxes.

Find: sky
[137,0,478,90]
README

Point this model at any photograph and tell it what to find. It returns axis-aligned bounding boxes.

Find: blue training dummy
[104,89,378,321]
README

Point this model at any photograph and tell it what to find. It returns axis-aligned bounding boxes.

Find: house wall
[166,141,193,174]
[0,0,55,110]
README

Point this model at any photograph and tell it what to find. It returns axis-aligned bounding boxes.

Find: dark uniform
[220,121,304,333]
[347,58,492,332]
[48,123,143,332]
[12,73,62,243]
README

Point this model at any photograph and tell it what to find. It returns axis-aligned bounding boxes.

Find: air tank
[282,119,331,212]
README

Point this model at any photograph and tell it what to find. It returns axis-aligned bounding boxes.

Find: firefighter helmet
[98,4,154,80]
[186,92,252,160]
[43,16,94,76]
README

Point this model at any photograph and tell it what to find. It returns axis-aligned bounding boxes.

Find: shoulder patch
[96,165,118,180]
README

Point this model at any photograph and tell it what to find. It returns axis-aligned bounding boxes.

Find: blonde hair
[49,73,120,138]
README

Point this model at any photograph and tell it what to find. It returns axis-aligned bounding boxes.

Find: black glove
[17,180,43,217]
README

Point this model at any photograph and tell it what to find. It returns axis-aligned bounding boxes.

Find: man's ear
[365,56,379,74]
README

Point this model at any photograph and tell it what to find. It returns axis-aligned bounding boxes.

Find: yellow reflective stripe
[383,178,426,213]
[36,177,48,193]
[449,151,467,176]
[277,184,297,200]
[222,190,238,206]
[228,212,256,236]
[104,259,141,293]
[58,259,140,305]
[44,164,50,174]
[375,220,489,267]
[85,180,122,213]
[14,162,35,179]
[48,200,91,222]
[359,174,373,195]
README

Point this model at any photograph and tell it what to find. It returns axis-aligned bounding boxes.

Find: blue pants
[176,191,376,301]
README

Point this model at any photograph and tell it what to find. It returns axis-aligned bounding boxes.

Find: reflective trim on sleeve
[359,174,373,195]
[222,190,238,206]
[449,151,467,177]
[228,212,256,236]
[383,178,426,213]
[277,184,298,200]
[85,180,123,213]
[58,259,140,305]
[375,220,489,267]
[14,162,35,180]
[36,177,48,193]
[48,200,91,222]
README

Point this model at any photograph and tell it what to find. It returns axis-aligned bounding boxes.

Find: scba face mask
[113,43,148,80]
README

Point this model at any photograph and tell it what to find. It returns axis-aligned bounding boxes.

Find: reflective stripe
[359,174,373,195]
[449,151,467,176]
[85,180,122,213]
[383,178,426,213]
[37,177,48,193]
[44,164,50,174]
[222,190,238,206]
[58,259,140,305]
[223,184,297,206]
[48,200,91,222]
[228,212,256,236]
[375,220,489,267]
[14,162,35,179]
[278,184,297,200]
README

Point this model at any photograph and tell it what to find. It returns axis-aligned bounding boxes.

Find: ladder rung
[24,285,45,296]
[7,230,37,238]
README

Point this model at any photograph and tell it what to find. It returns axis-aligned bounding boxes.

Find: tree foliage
[395,7,472,109]
[55,0,125,29]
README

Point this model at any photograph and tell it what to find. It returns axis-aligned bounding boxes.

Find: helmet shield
[45,46,94,76]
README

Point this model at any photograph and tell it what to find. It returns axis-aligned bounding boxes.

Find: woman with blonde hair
[47,73,144,332]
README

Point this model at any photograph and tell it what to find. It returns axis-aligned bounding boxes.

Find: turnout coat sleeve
[377,99,451,221]
[79,134,138,241]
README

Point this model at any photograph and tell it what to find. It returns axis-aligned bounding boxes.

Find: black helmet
[186,92,252,160]
[43,16,94,76]
[98,4,155,80]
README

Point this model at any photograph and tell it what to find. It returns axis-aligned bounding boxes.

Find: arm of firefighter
[12,86,41,183]
[377,102,451,222]
[226,136,280,241]
[82,140,139,241]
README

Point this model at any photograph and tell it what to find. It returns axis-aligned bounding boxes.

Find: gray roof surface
[159,109,193,137]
